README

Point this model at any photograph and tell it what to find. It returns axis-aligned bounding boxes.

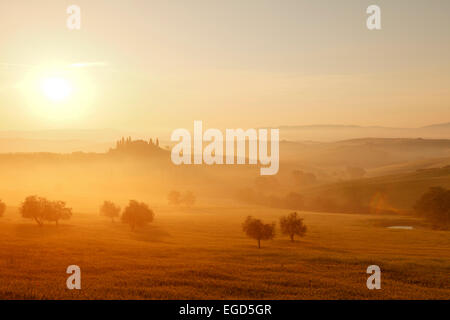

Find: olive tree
[121,200,154,231]
[0,199,5,217]
[20,196,72,226]
[100,201,121,222]
[279,212,307,242]
[44,200,72,225]
[414,187,450,229]
[20,196,44,226]
[242,216,275,248]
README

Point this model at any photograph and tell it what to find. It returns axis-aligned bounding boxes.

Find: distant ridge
[421,122,450,128]
[274,122,450,141]
[278,124,363,129]
[0,122,449,152]
[277,122,450,130]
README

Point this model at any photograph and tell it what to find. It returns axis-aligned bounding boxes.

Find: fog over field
[0,131,449,299]
[1,0,450,301]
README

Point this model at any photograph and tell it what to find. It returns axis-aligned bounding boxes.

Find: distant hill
[0,122,449,152]
[422,122,450,129]
[0,129,169,153]
[278,122,450,141]
[0,123,449,152]
[367,157,450,177]
[280,138,450,169]
[303,165,450,213]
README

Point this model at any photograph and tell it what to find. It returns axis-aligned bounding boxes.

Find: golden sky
[0,0,449,132]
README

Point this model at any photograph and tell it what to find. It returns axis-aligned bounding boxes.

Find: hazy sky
[0,0,449,131]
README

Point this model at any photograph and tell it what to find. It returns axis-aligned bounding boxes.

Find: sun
[21,64,95,122]
[41,77,73,102]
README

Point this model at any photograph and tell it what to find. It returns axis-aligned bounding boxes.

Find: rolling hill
[303,165,450,213]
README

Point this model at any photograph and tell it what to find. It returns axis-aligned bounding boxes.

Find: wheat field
[0,205,448,299]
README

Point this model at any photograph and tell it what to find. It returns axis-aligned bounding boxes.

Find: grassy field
[0,205,449,299]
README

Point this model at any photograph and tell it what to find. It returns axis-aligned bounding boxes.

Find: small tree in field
[414,186,450,229]
[44,200,72,225]
[181,191,196,207]
[242,216,275,249]
[280,212,307,242]
[100,201,121,222]
[168,191,181,205]
[0,199,5,217]
[121,200,154,231]
[20,196,72,226]
[20,196,45,226]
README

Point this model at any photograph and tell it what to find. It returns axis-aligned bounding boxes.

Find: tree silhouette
[20,196,43,226]
[121,200,154,231]
[100,201,121,222]
[44,200,72,225]
[279,212,307,241]
[20,196,72,226]
[0,199,5,217]
[168,191,182,205]
[414,186,450,228]
[242,216,275,248]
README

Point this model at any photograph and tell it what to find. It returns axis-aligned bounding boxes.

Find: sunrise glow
[41,77,72,102]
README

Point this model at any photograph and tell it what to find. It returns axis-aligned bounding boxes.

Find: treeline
[414,187,450,229]
[236,188,386,214]
[237,186,450,229]
[0,196,156,231]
